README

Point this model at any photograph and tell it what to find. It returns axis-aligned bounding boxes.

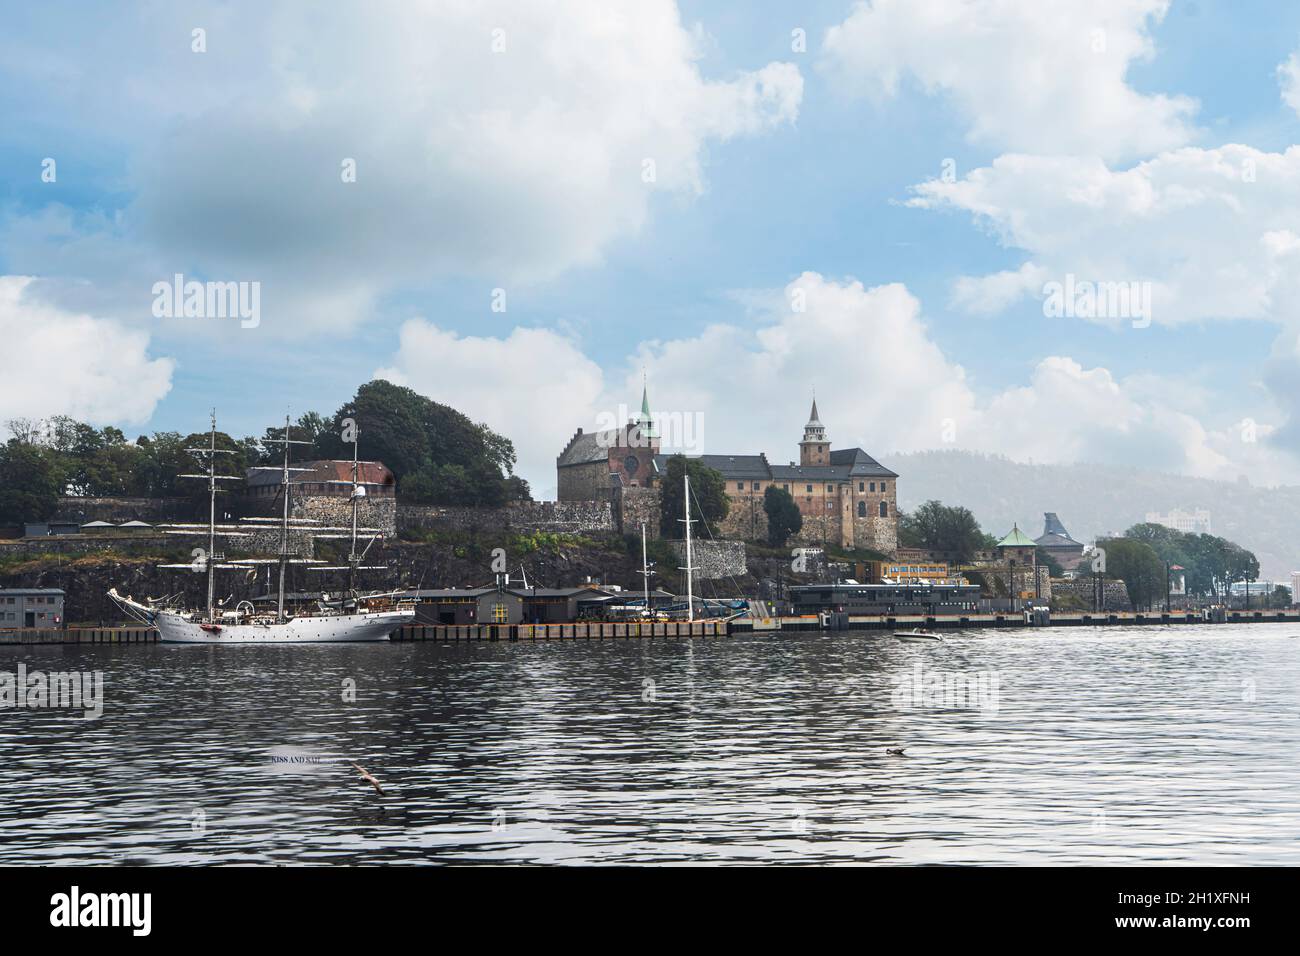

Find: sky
[2,0,1300,499]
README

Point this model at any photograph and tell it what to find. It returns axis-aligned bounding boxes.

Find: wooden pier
[3,610,1295,646]
[0,627,158,645]
[391,620,729,641]
[0,619,729,645]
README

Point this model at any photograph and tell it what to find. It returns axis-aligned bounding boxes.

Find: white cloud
[0,277,174,426]
[951,262,1050,315]
[375,321,605,498]
[376,273,1298,493]
[910,145,1300,327]
[819,0,1196,162]
[2,1,802,334]
[1280,48,1300,117]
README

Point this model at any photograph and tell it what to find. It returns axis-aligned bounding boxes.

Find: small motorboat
[894,630,942,643]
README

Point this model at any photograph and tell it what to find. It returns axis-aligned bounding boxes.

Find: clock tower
[799,397,829,466]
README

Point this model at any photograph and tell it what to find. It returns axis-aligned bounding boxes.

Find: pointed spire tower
[799,393,829,466]
[637,370,657,440]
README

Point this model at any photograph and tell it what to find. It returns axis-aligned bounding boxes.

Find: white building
[1144,508,1212,535]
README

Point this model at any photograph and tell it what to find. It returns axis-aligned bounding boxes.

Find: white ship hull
[154,608,413,644]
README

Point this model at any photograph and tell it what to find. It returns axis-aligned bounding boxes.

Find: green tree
[1098,537,1167,610]
[764,485,802,546]
[315,380,525,505]
[0,440,62,524]
[1124,523,1259,600]
[659,455,729,539]
[252,412,328,466]
[897,500,988,563]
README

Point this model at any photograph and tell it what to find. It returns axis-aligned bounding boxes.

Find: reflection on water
[1,624,1297,864]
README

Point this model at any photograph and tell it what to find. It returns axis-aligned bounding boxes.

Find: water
[1,623,1297,865]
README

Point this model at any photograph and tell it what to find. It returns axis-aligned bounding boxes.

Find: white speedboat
[895,630,943,643]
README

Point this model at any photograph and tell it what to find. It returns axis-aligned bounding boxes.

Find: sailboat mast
[641,522,650,616]
[349,421,359,595]
[683,472,694,623]
[206,411,217,623]
[277,413,291,623]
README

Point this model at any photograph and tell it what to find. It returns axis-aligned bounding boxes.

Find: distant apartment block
[1144,508,1212,535]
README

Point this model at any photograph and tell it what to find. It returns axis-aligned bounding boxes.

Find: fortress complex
[557,389,898,554]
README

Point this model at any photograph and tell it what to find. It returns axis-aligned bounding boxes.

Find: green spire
[997,524,1036,548]
[638,372,657,438]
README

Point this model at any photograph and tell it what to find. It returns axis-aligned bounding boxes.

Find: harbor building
[0,589,65,629]
[1035,512,1086,570]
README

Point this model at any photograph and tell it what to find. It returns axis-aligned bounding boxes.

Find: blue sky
[2,0,1300,497]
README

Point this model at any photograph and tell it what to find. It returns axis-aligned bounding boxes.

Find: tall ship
[109,412,414,643]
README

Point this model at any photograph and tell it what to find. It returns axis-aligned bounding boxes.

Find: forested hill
[880,449,1300,582]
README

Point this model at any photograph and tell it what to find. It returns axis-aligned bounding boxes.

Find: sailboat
[109,412,414,643]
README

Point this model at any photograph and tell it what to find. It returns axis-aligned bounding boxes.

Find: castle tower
[637,374,657,440]
[799,396,829,466]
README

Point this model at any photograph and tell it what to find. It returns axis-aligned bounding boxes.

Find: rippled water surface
[1,624,1298,864]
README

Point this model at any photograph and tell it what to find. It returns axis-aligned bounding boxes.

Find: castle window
[753,482,761,491]
[879,501,888,517]
[858,482,864,492]
[857,501,866,517]
[806,484,812,493]
[826,501,833,511]
[736,482,745,491]
[782,483,789,491]
[869,482,876,492]
[825,484,832,493]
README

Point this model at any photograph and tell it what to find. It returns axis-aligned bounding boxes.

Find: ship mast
[348,420,360,596]
[176,411,236,623]
[278,414,290,621]
[262,413,314,623]
[681,472,695,623]
[639,521,652,618]
[205,414,218,621]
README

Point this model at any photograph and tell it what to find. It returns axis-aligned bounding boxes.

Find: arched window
[879,501,888,518]
[857,501,866,517]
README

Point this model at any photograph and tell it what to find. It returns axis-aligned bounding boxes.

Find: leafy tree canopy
[897,500,990,564]
[1123,522,1259,598]
[764,485,802,547]
[0,439,62,524]
[315,379,527,506]
[659,455,729,539]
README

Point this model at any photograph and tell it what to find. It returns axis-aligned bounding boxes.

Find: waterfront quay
[3,609,1299,645]
[0,619,730,644]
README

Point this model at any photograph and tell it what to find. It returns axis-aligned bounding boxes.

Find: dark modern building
[790,582,982,616]
[0,589,66,629]
[411,585,615,625]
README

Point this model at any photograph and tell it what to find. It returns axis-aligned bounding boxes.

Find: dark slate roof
[558,423,655,467]
[829,448,898,478]
[1036,512,1082,548]
[1036,531,1084,550]
[409,586,612,599]
[0,588,65,596]
[652,454,771,479]
[770,464,855,481]
[557,429,616,467]
[651,447,897,482]
[247,459,394,488]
